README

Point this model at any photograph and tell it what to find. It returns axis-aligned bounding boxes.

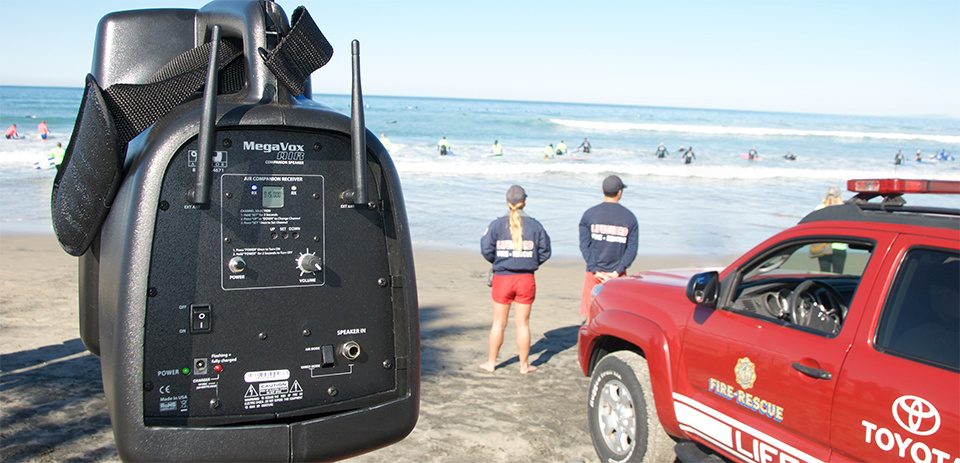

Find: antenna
[189,24,221,205]
[342,39,367,206]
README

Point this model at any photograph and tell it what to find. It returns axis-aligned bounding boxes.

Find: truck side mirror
[686,271,719,306]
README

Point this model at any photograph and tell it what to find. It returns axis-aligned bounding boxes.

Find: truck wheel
[587,351,674,463]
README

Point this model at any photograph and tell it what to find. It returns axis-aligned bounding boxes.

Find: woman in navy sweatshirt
[479,185,551,374]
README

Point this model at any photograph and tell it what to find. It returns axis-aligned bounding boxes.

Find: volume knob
[296,251,322,275]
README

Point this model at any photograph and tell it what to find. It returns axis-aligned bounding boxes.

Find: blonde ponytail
[508,201,525,254]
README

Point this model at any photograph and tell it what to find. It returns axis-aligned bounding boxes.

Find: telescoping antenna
[342,39,367,206]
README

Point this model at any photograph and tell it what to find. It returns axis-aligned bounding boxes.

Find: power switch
[190,305,212,333]
[321,345,335,367]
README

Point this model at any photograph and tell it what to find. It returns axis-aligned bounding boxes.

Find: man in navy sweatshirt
[578,175,639,321]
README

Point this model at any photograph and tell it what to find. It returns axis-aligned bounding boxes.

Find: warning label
[243,380,304,410]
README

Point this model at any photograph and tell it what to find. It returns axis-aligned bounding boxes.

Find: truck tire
[587,351,675,463]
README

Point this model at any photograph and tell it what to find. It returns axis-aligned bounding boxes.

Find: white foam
[551,119,960,144]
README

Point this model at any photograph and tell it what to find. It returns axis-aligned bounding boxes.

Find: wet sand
[1,233,716,462]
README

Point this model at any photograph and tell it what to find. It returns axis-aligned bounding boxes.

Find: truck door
[675,234,884,463]
[829,240,959,463]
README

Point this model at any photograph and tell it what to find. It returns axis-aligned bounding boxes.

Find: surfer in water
[577,138,590,154]
[543,144,554,159]
[681,146,696,164]
[38,120,50,140]
[5,124,20,139]
[438,136,451,156]
[655,143,668,158]
[783,152,797,161]
[556,140,567,156]
[491,140,503,157]
[748,147,758,161]
[51,143,65,166]
[894,150,904,165]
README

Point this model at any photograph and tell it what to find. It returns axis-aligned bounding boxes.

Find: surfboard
[34,158,56,170]
[740,153,763,161]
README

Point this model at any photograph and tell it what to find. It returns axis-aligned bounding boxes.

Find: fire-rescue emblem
[735,357,756,390]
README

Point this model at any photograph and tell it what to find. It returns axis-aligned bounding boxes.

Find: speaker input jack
[341,341,361,360]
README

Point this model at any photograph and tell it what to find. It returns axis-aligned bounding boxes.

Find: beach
[0,232,717,462]
[1,87,957,462]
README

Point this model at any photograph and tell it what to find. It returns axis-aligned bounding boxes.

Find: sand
[1,233,716,462]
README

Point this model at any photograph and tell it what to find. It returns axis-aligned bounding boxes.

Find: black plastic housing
[77,2,419,461]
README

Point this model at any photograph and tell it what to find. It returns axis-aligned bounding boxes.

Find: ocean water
[2,85,958,261]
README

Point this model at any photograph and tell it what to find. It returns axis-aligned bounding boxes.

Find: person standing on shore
[812,186,848,273]
[480,185,552,374]
[578,175,638,322]
[379,133,392,152]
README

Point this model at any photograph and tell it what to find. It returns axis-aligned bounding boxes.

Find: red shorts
[491,273,536,304]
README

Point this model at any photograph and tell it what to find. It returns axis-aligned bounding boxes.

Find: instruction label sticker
[243,380,304,410]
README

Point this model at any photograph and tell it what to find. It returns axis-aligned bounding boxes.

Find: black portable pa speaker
[53,1,419,461]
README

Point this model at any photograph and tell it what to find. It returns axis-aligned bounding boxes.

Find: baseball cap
[602,175,626,194]
[826,185,841,198]
[506,185,527,204]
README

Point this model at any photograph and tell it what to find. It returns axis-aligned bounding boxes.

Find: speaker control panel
[220,173,325,290]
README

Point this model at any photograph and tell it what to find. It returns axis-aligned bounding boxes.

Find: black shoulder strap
[52,6,334,256]
[260,7,333,96]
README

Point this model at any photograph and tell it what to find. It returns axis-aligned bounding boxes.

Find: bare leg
[479,301,511,372]
[513,302,537,374]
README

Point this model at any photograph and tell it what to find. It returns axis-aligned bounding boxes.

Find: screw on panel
[224,237,231,243]
[378,277,389,287]
[313,142,322,151]
[147,288,158,297]
[209,398,221,409]
[327,387,338,397]
[258,332,268,340]
[222,139,232,148]
[158,201,170,211]
[225,192,232,199]
[144,381,154,392]
[312,193,319,199]
[368,201,377,210]
[382,360,393,369]
[302,329,311,337]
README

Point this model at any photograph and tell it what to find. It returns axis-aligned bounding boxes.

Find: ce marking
[159,385,172,394]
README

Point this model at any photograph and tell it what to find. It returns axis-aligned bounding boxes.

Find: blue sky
[2,1,957,117]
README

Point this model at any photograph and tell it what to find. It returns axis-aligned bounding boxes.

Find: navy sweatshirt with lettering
[578,202,639,274]
[481,211,551,275]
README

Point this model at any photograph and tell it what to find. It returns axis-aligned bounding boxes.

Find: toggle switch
[191,304,212,333]
[321,345,335,367]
